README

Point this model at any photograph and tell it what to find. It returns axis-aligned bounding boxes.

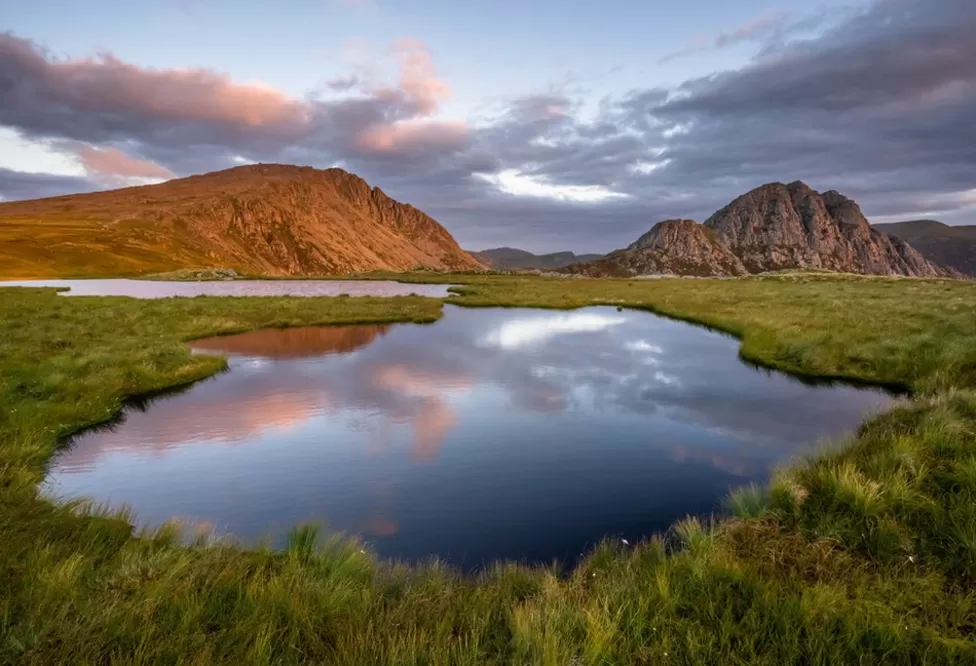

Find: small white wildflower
[621,539,630,546]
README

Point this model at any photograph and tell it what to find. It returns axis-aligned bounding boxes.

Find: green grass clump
[2,275,976,663]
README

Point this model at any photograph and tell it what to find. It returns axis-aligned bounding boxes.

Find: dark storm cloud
[638,0,976,209]
[1,0,975,251]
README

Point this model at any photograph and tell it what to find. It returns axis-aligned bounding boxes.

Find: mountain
[704,182,944,276]
[566,182,955,279]
[470,247,604,270]
[565,220,747,277]
[873,220,976,277]
[0,164,484,278]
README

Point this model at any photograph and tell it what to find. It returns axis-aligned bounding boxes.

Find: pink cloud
[391,38,452,116]
[356,119,468,154]
[54,56,304,130]
[0,33,468,172]
[75,145,174,179]
[350,39,466,155]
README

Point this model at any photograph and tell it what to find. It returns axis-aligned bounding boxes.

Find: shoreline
[3,274,975,663]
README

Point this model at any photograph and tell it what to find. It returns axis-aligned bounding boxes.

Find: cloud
[452,0,976,248]
[67,143,174,183]
[326,74,361,91]
[0,33,306,136]
[640,0,976,206]
[356,119,468,156]
[476,169,630,203]
[389,38,451,116]
[0,32,462,177]
[2,0,976,251]
[660,12,791,62]
[0,167,103,201]
[481,313,628,350]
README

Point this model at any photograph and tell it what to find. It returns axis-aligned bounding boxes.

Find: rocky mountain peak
[703,182,948,276]
[565,181,957,279]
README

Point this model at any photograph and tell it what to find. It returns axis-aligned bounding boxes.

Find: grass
[2,274,976,664]
[0,217,223,279]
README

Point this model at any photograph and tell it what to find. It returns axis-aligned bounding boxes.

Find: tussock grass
[2,275,976,663]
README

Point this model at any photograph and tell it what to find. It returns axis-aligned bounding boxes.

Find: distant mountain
[470,247,604,270]
[0,164,484,278]
[873,220,976,277]
[566,182,956,279]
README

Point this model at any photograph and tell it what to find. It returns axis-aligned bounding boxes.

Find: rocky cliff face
[704,181,946,276]
[566,182,954,279]
[628,219,748,275]
[567,219,746,277]
[0,163,484,277]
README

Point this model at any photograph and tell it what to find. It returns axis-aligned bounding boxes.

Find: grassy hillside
[875,220,976,241]
[0,215,219,278]
[2,275,976,664]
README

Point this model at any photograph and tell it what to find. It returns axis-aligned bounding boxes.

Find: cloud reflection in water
[46,306,896,569]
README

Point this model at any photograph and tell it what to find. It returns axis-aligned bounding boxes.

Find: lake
[45,306,895,569]
[0,278,452,298]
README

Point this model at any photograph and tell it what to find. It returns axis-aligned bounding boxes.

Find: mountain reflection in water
[46,306,896,569]
[190,325,392,359]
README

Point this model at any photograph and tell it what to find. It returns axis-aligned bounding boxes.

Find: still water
[1,279,452,298]
[46,306,895,569]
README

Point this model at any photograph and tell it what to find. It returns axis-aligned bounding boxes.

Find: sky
[1,0,974,253]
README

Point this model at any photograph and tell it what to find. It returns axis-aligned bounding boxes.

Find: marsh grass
[2,275,976,663]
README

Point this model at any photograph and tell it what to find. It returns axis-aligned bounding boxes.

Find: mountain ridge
[0,164,484,278]
[2,168,965,280]
[470,247,604,270]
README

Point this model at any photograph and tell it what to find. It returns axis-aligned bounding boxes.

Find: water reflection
[1,278,452,298]
[46,306,896,569]
[191,325,392,359]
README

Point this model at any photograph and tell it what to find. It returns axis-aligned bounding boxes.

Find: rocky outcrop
[704,181,949,277]
[565,219,747,277]
[0,163,484,277]
[567,182,956,278]
[628,219,748,275]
